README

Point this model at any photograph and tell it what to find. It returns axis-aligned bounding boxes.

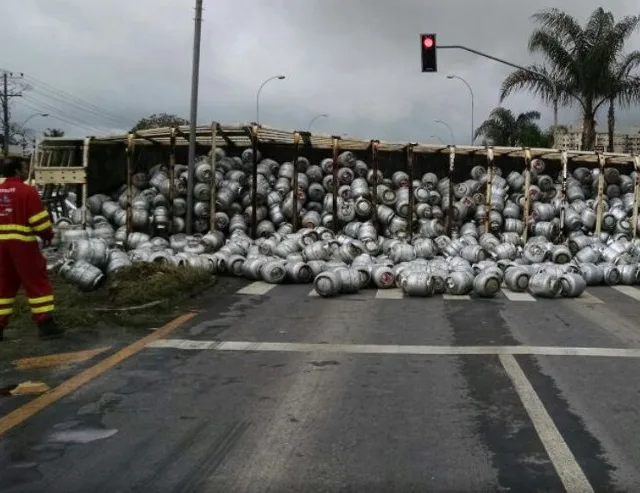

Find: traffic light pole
[437,44,558,129]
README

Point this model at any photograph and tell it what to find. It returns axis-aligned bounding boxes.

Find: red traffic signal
[420,33,437,72]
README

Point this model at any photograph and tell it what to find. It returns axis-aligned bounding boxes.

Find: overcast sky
[2,0,640,144]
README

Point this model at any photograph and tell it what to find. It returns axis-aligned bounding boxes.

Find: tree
[499,8,640,151]
[0,122,28,146]
[131,113,189,132]
[44,128,65,137]
[604,55,640,151]
[474,107,553,147]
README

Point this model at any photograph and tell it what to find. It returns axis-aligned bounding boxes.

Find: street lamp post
[434,119,454,144]
[447,74,474,145]
[18,113,49,156]
[256,75,286,124]
[430,135,445,145]
[20,113,49,129]
[308,113,328,132]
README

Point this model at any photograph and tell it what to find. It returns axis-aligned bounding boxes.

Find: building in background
[554,123,640,153]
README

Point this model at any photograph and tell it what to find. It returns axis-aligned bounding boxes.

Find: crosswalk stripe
[442,294,471,300]
[375,288,404,299]
[612,285,640,301]
[236,281,277,295]
[236,285,635,305]
[501,289,536,302]
[570,291,603,304]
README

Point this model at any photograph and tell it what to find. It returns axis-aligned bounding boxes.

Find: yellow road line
[0,312,196,437]
[12,347,112,370]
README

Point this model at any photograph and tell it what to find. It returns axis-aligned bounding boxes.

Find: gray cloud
[1,0,639,144]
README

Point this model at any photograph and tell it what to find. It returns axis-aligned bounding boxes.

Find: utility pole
[186,0,203,234]
[1,71,25,158]
[2,73,9,157]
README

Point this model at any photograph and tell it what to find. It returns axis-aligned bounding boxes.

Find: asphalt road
[1,282,640,492]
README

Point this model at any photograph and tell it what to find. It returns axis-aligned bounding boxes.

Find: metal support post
[209,122,218,233]
[407,143,416,240]
[522,148,532,244]
[483,147,494,233]
[250,124,259,238]
[291,132,301,231]
[446,145,456,236]
[595,154,606,235]
[331,136,340,233]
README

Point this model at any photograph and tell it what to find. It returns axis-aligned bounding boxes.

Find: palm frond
[528,29,578,76]
[517,111,542,123]
[531,9,584,47]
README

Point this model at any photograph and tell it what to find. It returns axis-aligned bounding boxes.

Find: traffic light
[420,33,437,72]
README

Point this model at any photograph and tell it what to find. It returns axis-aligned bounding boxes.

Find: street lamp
[447,74,474,145]
[308,113,328,132]
[20,113,49,129]
[434,119,454,143]
[430,135,445,144]
[256,75,286,124]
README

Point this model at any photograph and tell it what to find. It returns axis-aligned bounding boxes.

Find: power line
[28,86,129,127]
[20,73,132,126]
[23,93,113,133]
[19,99,109,136]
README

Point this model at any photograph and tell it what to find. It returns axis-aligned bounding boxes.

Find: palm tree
[44,128,65,137]
[474,107,552,147]
[499,8,640,151]
[604,54,640,151]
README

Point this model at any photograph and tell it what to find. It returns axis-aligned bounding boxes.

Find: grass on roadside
[10,263,214,330]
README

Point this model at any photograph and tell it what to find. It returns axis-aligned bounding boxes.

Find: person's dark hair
[0,158,20,177]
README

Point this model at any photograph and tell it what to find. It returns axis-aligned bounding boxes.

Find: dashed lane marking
[146,339,640,358]
[236,281,278,295]
[501,289,536,301]
[570,291,604,304]
[442,293,471,300]
[375,288,404,299]
[612,285,640,301]
[500,354,594,493]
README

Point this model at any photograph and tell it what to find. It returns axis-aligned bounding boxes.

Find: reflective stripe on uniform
[28,210,49,224]
[0,233,37,242]
[28,295,54,304]
[0,224,33,232]
[0,298,15,305]
[0,308,13,316]
[31,305,54,314]
[32,220,52,232]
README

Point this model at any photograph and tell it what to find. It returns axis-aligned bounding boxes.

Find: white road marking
[442,294,471,300]
[146,339,640,358]
[236,282,278,295]
[501,289,536,301]
[375,288,404,299]
[308,289,319,297]
[569,291,603,303]
[612,285,640,301]
[499,354,594,493]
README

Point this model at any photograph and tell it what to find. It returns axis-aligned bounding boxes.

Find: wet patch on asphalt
[448,300,622,492]
[447,301,567,491]
[517,354,622,493]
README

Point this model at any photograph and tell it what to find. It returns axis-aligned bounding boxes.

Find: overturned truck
[32,123,640,297]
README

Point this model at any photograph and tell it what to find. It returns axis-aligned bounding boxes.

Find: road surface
[2,282,640,492]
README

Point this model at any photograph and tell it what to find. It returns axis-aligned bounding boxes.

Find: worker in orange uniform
[0,157,64,340]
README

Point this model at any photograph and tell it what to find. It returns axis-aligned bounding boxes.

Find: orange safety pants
[0,240,54,328]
